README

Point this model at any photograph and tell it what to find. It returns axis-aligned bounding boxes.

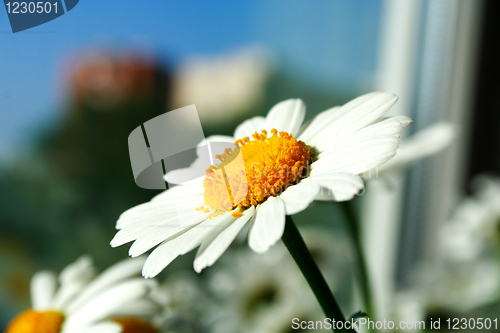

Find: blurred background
[1,0,499,332]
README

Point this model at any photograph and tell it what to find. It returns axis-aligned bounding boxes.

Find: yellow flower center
[5,309,64,333]
[112,318,158,333]
[201,129,311,214]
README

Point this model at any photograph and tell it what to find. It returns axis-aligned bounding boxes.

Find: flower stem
[339,201,375,319]
[282,215,354,333]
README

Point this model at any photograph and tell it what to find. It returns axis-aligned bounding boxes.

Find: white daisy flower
[441,175,500,261]
[390,175,500,319]
[5,256,160,333]
[111,92,412,277]
[153,272,212,333]
[441,198,490,261]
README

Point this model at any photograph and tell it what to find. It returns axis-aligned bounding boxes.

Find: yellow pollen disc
[202,129,311,213]
[5,309,65,333]
[112,318,158,333]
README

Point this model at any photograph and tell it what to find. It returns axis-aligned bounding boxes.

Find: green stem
[282,215,354,333]
[339,201,374,319]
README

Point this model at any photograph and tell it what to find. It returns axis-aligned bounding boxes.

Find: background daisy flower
[206,243,315,333]
[389,175,500,327]
[5,256,160,333]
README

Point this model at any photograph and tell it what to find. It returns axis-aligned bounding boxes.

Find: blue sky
[0,0,382,158]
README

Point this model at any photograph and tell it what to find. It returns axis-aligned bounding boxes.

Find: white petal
[69,322,122,333]
[297,106,340,142]
[151,185,204,202]
[122,193,205,224]
[197,135,235,165]
[177,212,237,255]
[58,256,94,286]
[164,135,234,185]
[194,135,235,166]
[194,206,256,272]
[127,225,191,258]
[234,116,266,139]
[112,194,208,246]
[52,256,95,310]
[64,279,155,330]
[311,138,399,176]
[198,135,234,147]
[128,219,200,257]
[383,115,413,128]
[378,122,454,175]
[66,257,146,314]
[141,242,183,279]
[305,172,364,202]
[142,212,237,278]
[127,207,212,258]
[310,115,408,176]
[31,271,57,311]
[118,188,204,224]
[305,92,398,150]
[249,197,286,253]
[264,99,306,136]
[278,181,319,215]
